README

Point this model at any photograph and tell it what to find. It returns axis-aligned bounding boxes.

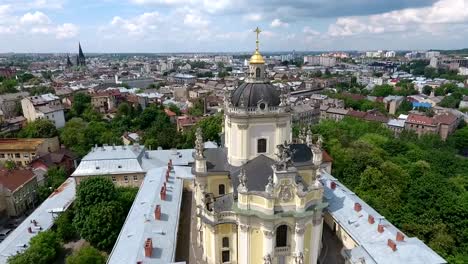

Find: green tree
[66,245,106,264]
[55,209,78,242]
[80,201,125,250]
[18,119,58,138]
[72,93,92,117]
[422,85,433,96]
[371,84,394,97]
[8,231,62,264]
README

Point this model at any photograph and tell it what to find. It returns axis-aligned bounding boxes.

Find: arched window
[219,184,225,195]
[257,138,267,153]
[222,237,229,248]
[276,225,288,247]
[256,67,261,78]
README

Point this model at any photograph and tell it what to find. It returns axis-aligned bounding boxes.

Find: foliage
[28,86,55,96]
[188,98,205,116]
[371,84,394,97]
[0,79,18,94]
[55,208,78,242]
[422,85,433,96]
[396,100,413,115]
[8,231,62,264]
[71,93,92,117]
[18,119,58,138]
[73,178,133,251]
[65,245,106,264]
[314,117,468,261]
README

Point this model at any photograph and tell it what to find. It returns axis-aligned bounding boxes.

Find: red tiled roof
[322,151,333,162]
[364,112,389,123]
[434,113,458,125]
[406,114,434,125]
[0,169,35,192]
[164,108,177,117]
[347,110,367,118]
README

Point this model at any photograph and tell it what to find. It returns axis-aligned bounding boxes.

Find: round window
[259,103,266,110]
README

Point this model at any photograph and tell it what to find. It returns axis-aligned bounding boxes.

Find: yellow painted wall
[207,175,232,196]
[304,223,312,264]
[249,228,263,263]
[205,226,213,260]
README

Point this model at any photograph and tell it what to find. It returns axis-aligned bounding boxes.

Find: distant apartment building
[366,51,383,58]
[0,168,38,217]
[90,90,120,113]
[168,73,196,85]
[425,51,440,59]
[385,51,396,58]
[304,56,336,67]
[383,95,404,115]
[0,68,16,79]
[214,55,233,64]
[292,101,320,124]
[405,113,459,140]
[0,92,29,119]
[21,93,65,128]
[430,56,468,70]
[71,144,146,187]
[0,137,60,167]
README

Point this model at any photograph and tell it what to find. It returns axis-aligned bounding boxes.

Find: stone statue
[294,252,304,264]
[265,175,274,194]
[316,134,323,149]
[195,127,204,159]
[306,129,313,146]
[263,254,272,264]
[238,167,248,193]
[275,141,294,170]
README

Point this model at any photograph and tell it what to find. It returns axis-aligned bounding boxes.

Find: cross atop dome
[249,26,265,65]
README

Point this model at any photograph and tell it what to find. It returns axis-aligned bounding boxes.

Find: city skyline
[0,0,467,53]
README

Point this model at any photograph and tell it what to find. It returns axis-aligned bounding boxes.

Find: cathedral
[66,43,86,69]
[193,28,326,264]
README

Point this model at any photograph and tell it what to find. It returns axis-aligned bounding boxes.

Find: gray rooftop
[320,171,446,264]
[0,178,76,264]
[107,166,185,264]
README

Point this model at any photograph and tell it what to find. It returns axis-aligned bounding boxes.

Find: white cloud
[183,12,209,27]
[20,11,51,24]
[55,23,79,39]
[328,0,468,37]
[270,18,288,28]
[244,13,262,22]
[303,26,320,36]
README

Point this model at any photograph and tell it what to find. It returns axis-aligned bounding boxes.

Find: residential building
[321,106,348,121]
[21,93,65,128]
[0,137,60,167]
[304,56,336,67]
[0,92,29,119]
[0,178,75,263]
[385,51,396,58]
[90,90,120,113]
[404,113,459,140]
[71,144,146,187]
[0,169,37,217]
[292,101,320,124]
[383,95,404,115]
[425,51,440,59]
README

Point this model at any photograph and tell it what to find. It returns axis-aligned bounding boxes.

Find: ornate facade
[193,28,326,264]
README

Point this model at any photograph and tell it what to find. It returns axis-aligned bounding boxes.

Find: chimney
[160,186,166,200]
[354,202,362,212]
[368,215,375,224]
[396,231,405,241]
[169,159,173,166]
[155,205,161,220]
[387,239,397,251]
[144,238,153,257]
[28,227,32,233]
[330,181,336,190]
[378,224,384,233]
[166,170,170,181]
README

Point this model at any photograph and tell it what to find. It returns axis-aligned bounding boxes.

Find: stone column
[262,229,275,259]
[239,224,250,264]
[294,222,306,255]
[310,217,323,264]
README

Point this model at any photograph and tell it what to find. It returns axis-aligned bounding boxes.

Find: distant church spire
[66,54,73,68]
[76,42,86,68]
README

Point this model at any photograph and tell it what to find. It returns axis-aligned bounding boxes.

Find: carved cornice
[262,230,274,238]
[239,224,250,232]
[237,124,249,129]
[295,224,306,235]
[276,122,287,128]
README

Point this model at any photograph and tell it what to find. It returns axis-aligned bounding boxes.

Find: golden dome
[250,50,265,64]
[249,27,265,65]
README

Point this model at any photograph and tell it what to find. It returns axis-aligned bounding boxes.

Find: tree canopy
[18,119,58,138]
[65,245,106,264]
[313,117,468,261]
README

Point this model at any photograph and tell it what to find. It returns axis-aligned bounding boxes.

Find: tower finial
[254,27,262,51]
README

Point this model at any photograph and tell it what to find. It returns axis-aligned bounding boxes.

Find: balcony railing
[275,246,291,256]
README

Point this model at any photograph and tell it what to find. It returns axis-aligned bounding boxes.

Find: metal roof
[0,178,76,264]
[107,167,184,264]
[320,171,446,264]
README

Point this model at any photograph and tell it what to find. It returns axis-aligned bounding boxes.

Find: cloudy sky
[0,0,467,53]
